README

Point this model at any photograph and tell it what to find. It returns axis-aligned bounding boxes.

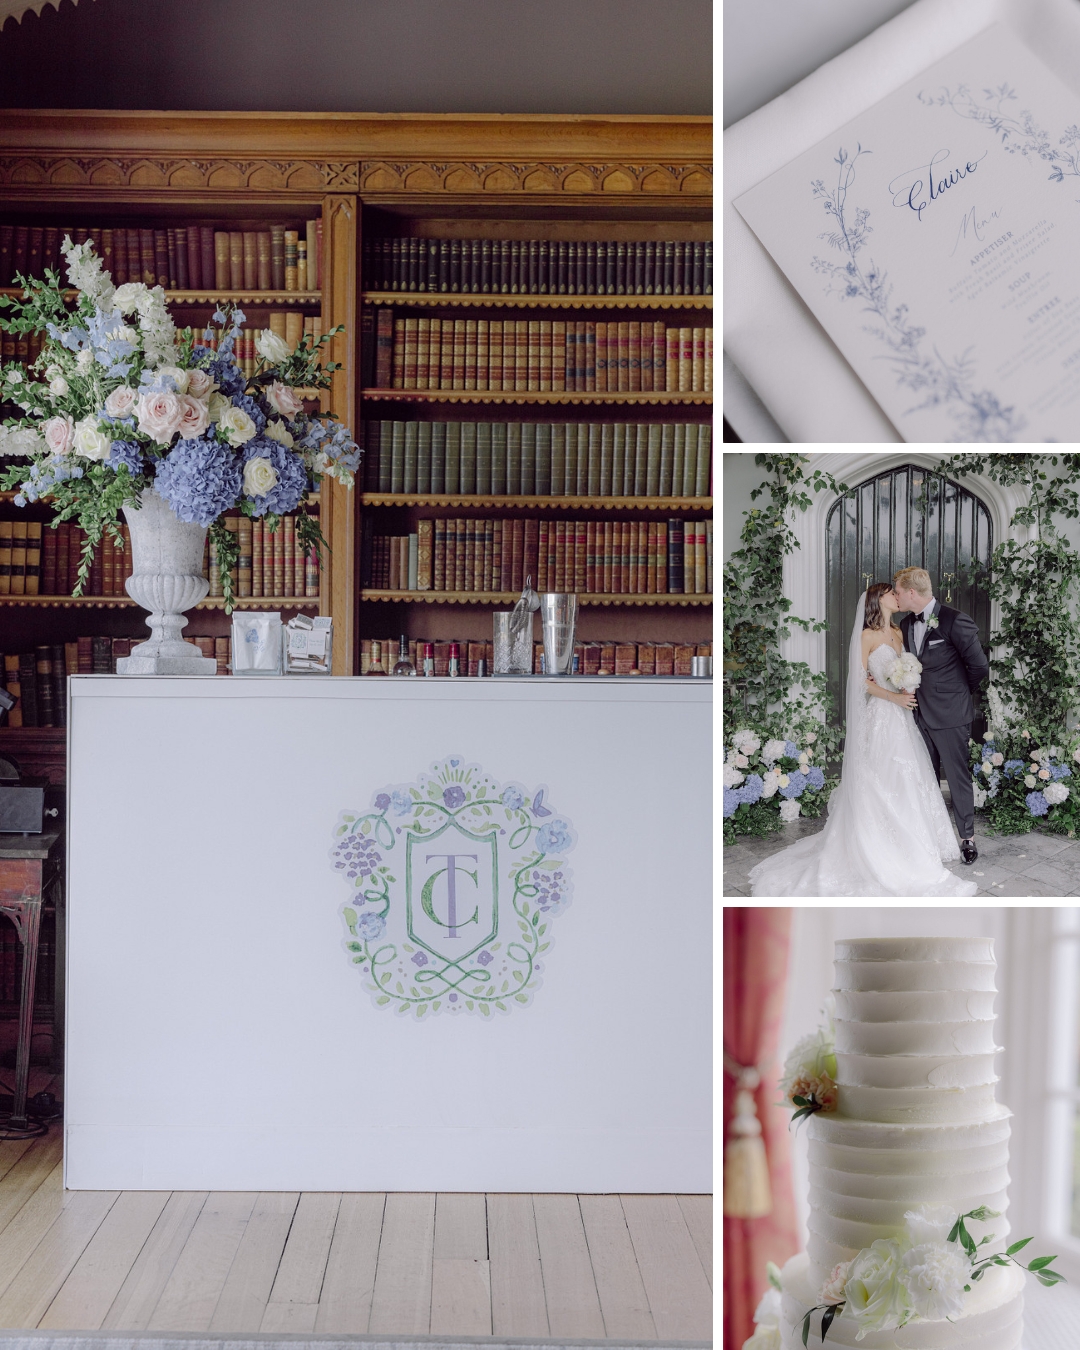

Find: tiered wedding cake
[780,936,1026,1349]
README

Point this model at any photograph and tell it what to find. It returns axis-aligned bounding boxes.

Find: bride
[748,583,978,898]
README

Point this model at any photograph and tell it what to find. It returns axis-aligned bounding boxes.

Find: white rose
[72,416,112,461]
[991,753,1004,766]
[735,754,749,768]
[778,775,790,788]
[157,365,190,394]
[779,799,801,822]
[804,732,817,744]
[207,390,232,422]
[981,761,993,775]
[843,1238,913,1335]
[243,456,280,497]
[902,1242,969,1321]
[6,369,22,384]
[185,367,216,400]
[255,328,292,364]
[49,376,69,396]
[1049,745,1064,759]
[264,418,295,448]
[76,348,95,372]
[983,731,994,741]
[44,364,61,379]
[742,1329,780,1350]
[217,405,258,447]
[265,380,304,417]
[1044,782,1069,806]
[723,766,745,789]
[112,281,149,312]
[104,385,138,419]
[821,1259,853,1304]
[1024,775,1037,788]
[136,390,185,445]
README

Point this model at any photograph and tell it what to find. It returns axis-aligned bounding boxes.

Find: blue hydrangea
[239,436,308,516]
[209,354,245,396]
[153,436,242,526]
[537,819,573,853]
[783,740,799,758]
[355,912,386,941]
[1003,759,1026,777]
[806,766,826,790]
[1050,764,1072,780]
[1026,791,1049,817]
[738,773,764,804]
[231,392,267,433]
[780,770,808,799]
[107,439,146,475]
[502,786,525,811]
[723,787,741,818]
[298,416,362,475]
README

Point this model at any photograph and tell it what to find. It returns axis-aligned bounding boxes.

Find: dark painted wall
[0,0,711,114]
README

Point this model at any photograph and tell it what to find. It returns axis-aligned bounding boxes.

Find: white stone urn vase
[116,488,217,675]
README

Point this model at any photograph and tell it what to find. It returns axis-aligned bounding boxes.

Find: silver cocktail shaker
[539,593,577,675]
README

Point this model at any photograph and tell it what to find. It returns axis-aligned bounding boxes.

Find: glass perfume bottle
[392,635,416,676]
[367,640,388,675]
[422,642,435,677]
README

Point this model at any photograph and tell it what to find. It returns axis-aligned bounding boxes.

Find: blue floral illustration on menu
[920,84,1080,195]
[810,145,1026,442]
[330,755,576,1020]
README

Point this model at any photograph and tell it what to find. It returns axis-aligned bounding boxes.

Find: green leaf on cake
[1006,1237,1033,1256]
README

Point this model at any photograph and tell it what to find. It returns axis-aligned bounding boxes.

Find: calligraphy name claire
[890,149,987,221]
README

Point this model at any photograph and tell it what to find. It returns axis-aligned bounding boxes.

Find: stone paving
[723,806,1080,898]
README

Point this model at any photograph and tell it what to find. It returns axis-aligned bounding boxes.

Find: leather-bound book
[196,227,213,291]
[104,228,121,285]
[242,231,257,290]
[0,519,11,596]
[183,225,200,290]
[0,224,12,285]
[171,227,187,289]
[228,231,243,289]
[18,652,38,726]
[9,521,27,596]
[137,229,154,284]
[39,523,57,595]
[269,225,285,290]
[12,225,28,279]
[417,421,432,493]
[26,226,43,279]
[416,519,433,591]
[34,647,54,727]
[256,232,271,289]
[283,229,298,291]
[152,229,169,286]
[50,643,67,726]
[237,516,252,597]
[165,228,177,287]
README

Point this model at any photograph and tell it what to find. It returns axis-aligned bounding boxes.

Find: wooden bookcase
[0,111,712,682]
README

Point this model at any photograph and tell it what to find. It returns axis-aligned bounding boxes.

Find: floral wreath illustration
[330,755,576,1019]
[810,144,1026,443]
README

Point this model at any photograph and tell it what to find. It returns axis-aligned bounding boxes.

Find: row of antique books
[372,313,713,392]
[0,512,319,598]
[0,921,56,1006]
[362,421,712,499]
[362,518,713,596]
[359,637,714,677]
[2,635,237,724]
[361,237,713,296]
[209,514,321,599]
[0,222,322,292]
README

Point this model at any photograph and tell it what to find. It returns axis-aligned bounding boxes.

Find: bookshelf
[0,109,711,689]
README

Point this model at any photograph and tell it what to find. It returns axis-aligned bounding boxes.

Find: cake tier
[804,1110,1011,1289]
[835,1019,998,1056]
[834,960,996,992]
[780,1251,1024,1349]
[834,990,997,1023]
[836,1051,997,1090]
[835,937,995,964]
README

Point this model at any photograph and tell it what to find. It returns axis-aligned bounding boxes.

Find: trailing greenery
[722,454,849,758]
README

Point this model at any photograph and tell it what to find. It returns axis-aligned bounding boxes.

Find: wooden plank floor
[0,1080,712,1340]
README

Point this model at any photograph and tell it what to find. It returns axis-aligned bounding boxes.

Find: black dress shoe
[960,839,978,865]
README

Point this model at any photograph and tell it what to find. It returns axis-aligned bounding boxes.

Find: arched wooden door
[826,465,992,731]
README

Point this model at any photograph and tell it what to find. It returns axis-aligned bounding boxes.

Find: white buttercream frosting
[783,937,1021,1348]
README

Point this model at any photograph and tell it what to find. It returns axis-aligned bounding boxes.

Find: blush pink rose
[175,394,210,439]
[103,385,138,420]
[265,381,304,418]
[42,414,75,456]
[185,368,216,400]
[136,390,185,445]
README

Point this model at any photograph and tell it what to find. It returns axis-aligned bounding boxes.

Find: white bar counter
[66,675,711,1192]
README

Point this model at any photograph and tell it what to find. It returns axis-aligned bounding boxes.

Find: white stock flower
[264,418,295,448]
[762,739,787,765]
[0,424,45,457]
[779,800,801,822]
[902,1242,969,1321]
[72,417,112,461]
[1044,782,1070,806]
[242,456,280,497]
[112,281,150,313]
[255,328,292,364]
[49,375,69,396]
[217,405,258,447]
[138,286,178,367]
[76,348,95,372]
[842,1238,914,1335]
[62,235,115,308]
[723,766,745,789]
[44,363,61,379]
[821,1260,853,1304]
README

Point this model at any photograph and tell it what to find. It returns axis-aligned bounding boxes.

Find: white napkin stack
[724,0,1080,443]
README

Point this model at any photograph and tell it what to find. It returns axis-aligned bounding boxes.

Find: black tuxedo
[899,600,989,839]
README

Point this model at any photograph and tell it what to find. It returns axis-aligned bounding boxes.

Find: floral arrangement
[799,1203,1063,1345]
[779,1003,837,1122]
[0,236,360,611]
[879,651,922,693]
[723,725,837,845]
[742,1263,784,1350]
[969,709,1080,836]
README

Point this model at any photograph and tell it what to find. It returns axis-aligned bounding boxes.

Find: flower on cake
[842,1238,913,1335]
[779,1006,837,1121]
[820,1260,853,1304]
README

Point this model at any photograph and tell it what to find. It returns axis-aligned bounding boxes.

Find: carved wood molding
[358,161,711,195]
[0,155,711,196]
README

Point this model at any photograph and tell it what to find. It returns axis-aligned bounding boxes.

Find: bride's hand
[894,690,917,711]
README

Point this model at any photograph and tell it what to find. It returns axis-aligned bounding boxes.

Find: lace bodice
[866,640,903,688]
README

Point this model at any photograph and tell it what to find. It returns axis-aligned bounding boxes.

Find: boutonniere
[927,616,940,630]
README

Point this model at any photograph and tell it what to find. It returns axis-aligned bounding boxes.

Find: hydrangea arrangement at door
[968,717,1080,837]
[0,236,360,610]
[723,723,837,845]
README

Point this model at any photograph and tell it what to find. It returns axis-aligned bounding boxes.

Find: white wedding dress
[749,596,978,898]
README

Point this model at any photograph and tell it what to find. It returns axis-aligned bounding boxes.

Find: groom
[893,566,989,865]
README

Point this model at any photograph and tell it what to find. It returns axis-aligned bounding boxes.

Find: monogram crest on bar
[330,756,577,1019]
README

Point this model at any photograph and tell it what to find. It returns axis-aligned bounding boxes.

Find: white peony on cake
[777,936,1033,1350]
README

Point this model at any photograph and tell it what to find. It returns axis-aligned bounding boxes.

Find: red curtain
[723,907,801,1350]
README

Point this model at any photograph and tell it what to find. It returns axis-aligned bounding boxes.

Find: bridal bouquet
[880,651,922,693]
[0,236,360,610]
